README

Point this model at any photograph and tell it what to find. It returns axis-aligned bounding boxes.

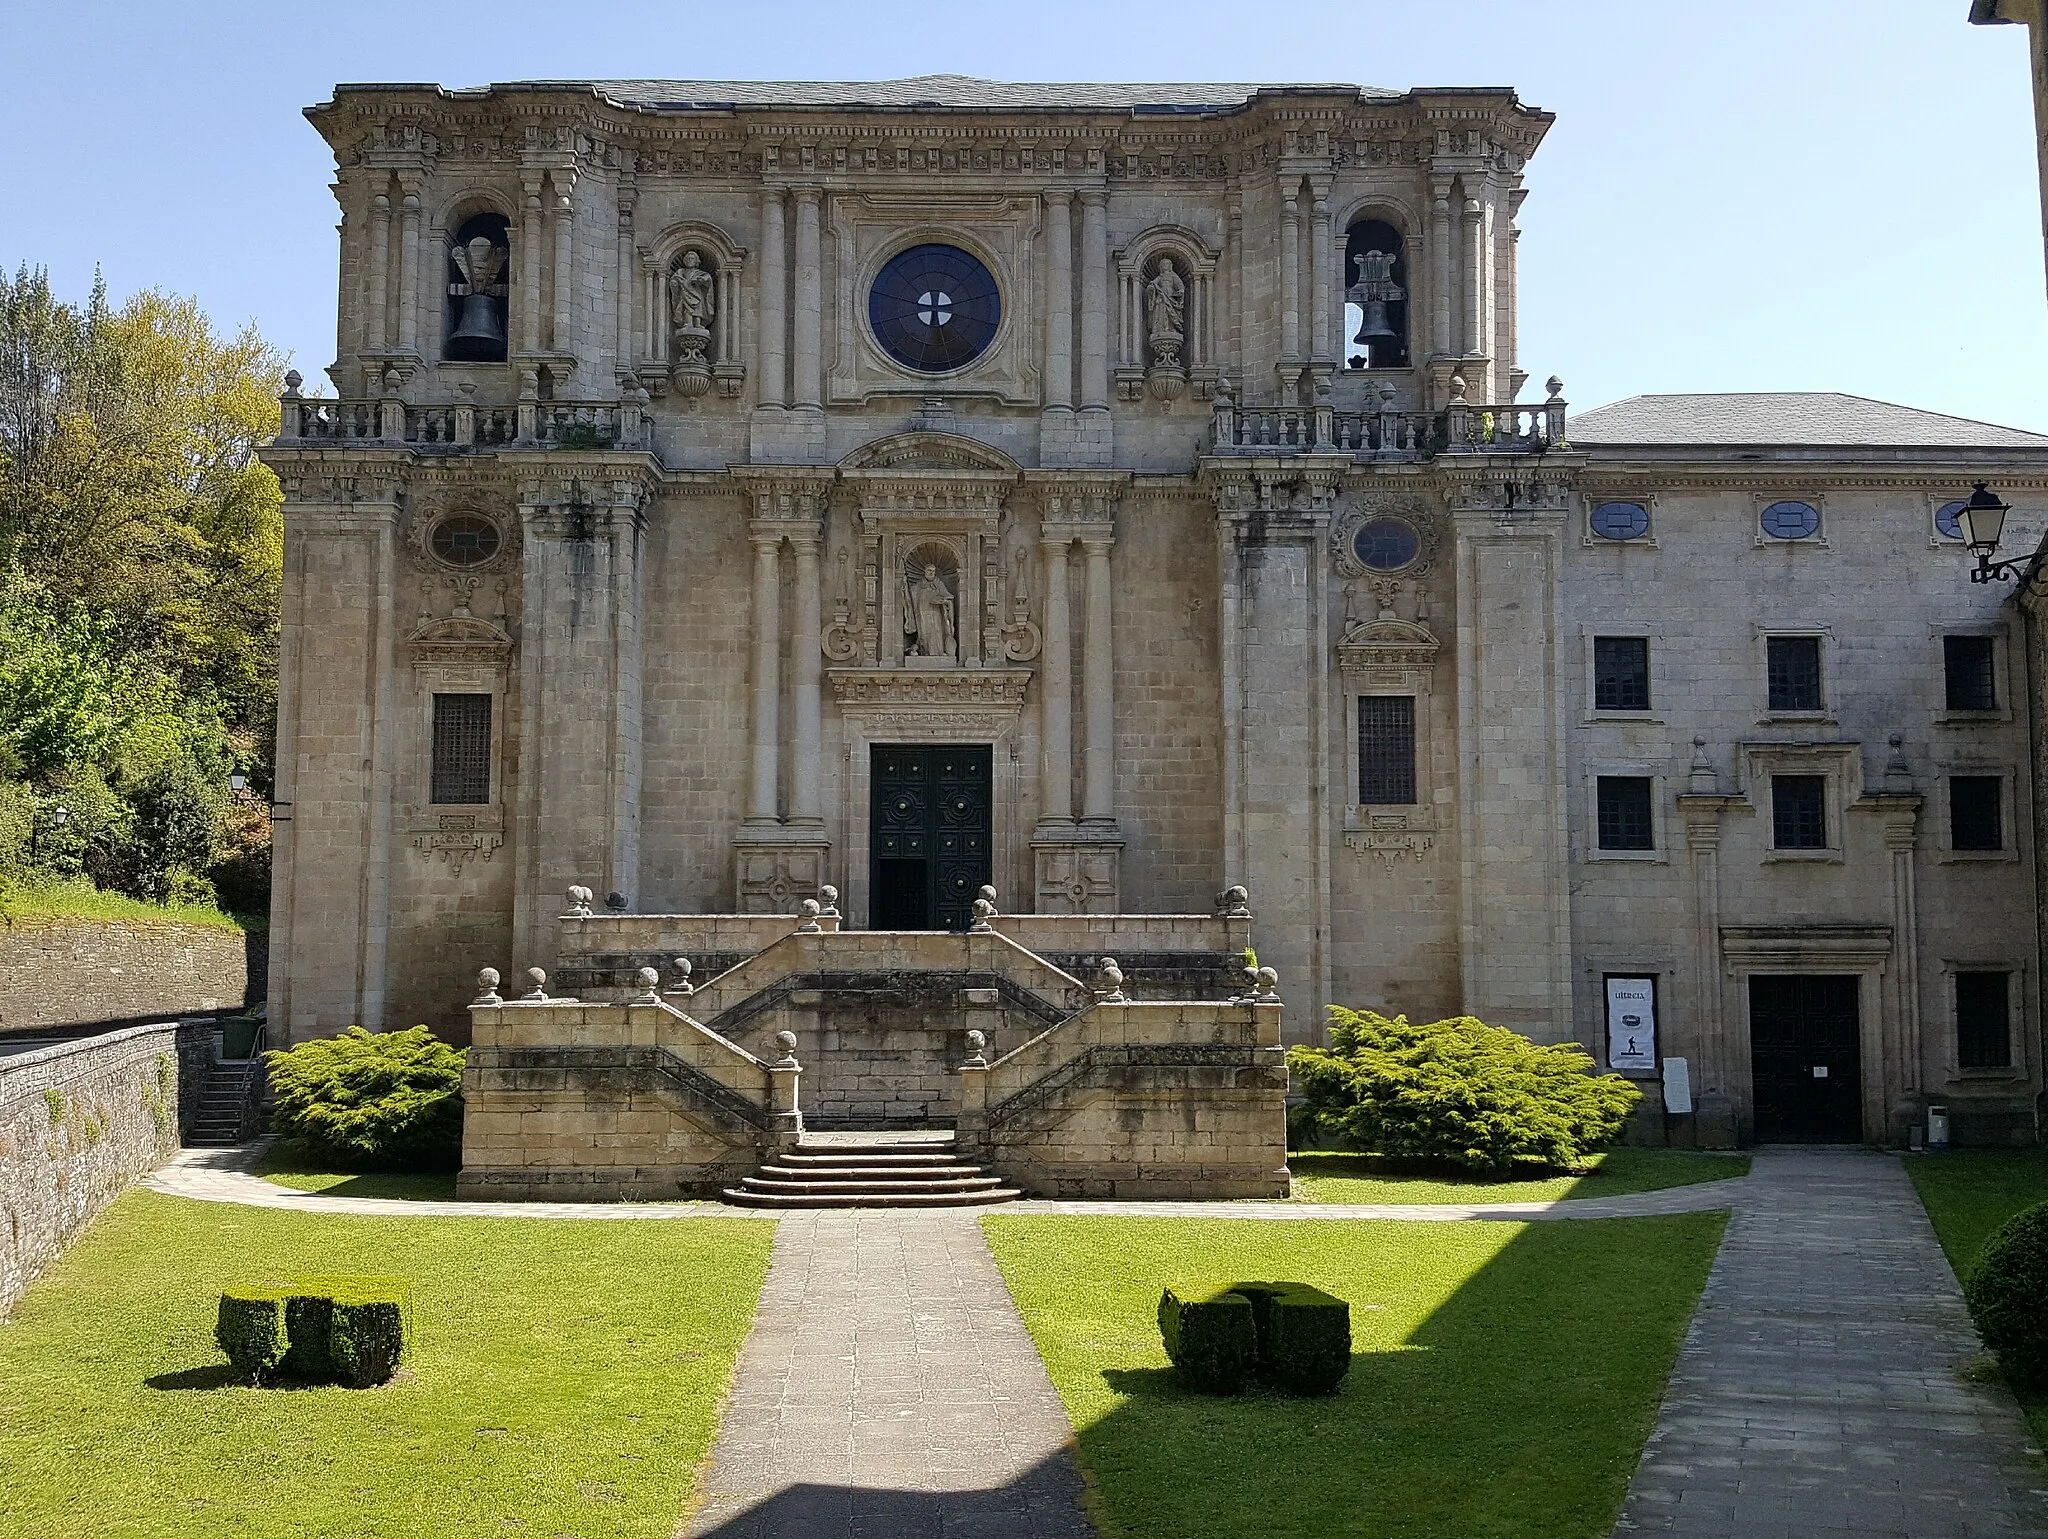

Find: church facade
[262,75,2048,1149]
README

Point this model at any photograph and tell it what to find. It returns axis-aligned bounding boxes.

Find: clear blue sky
[3,0,2043,426]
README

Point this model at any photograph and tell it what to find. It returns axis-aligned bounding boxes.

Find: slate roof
[1568,393,2048,450]
[413,75,1402,112]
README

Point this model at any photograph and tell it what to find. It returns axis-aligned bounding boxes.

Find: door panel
[869,745,991,930]
[1749,973,1862,1142]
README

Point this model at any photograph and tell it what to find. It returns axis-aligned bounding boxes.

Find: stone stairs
[185,1059,266,1147]
[722,1131,1021,1209]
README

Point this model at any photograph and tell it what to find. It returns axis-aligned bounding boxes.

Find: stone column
[1429,177,1453,358]
[397,183,422,358]
[793,187,823,410]
[1308,178,1334,362]
[1043,191,1073,412]
[367,191,392,352]
[1037,536,1074,828]
[790,532,825,828]
[519,176,545,356]
[1462,195,1485,358]
[551,170,576,356]
[760,189,788,408]
[1677,785,1740,1143]
[1280,187,1301,365]
[1081,537,1116,825]
[615,191,637,378]
[1079,190,1110,412]
[1878,792,1924,1143]
[746,530,783,826]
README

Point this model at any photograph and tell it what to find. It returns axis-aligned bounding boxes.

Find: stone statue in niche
[668,249,716,398]
[1143,256,1188,400]
[901,559,958,662]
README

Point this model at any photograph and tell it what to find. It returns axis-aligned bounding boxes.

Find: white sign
[1605,976,1658,1071]
[1663,1057,1693,1115]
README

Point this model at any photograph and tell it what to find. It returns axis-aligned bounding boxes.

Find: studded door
[869,745,992,931]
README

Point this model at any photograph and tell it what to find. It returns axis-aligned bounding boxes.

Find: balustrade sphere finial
[634,966,661,1002]
[473,967,502,1006]
[522,966,549,1001]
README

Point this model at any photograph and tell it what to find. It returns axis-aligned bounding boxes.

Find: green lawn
[0,1189,774,1538]
[985,1213,1726,1539]
[0,877,252,931]
[252,1144,460,1201]
[1288,1147,1750,1205]
[1904,1148,2048,1444]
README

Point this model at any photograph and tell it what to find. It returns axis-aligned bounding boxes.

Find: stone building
[262,75,2047,1152]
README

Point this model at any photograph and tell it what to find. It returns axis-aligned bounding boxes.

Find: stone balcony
[1209,376,1568,461]
[275,372,651,453]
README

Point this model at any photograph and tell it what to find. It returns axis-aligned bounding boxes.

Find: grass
[985,1212,1726,1539]
[0,876,249,931]
[1904,1147,2048,1444]
[251,1143,460,1201]
[0,1189,774,1538]
[1287,1146,1750,1205]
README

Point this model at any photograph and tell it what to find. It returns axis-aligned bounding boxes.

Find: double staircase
[722,1131,1020,1209]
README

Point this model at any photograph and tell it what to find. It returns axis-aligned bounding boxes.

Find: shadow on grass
[144,1365,241,1392]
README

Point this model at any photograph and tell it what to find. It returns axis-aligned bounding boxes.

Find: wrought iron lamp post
[28,803,70,865]
[1957,482,2045,591]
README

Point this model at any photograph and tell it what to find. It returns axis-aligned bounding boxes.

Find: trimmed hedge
[1159,1281,1352,1396]
[216,1276,411,1387]
[215,1289,289,1385]
[1964,1201,2048,1390]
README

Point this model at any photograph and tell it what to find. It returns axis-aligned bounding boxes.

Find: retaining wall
[0,915,259,1032]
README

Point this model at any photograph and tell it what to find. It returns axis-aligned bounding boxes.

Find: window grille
[1596,776,1655,851]
[1593,637,1651,712]
[1766,636,1823,713]
[1358,696,1416,805]
[1950,775,2004,852]
[1771,775,1827,849]
[1956,971,2011,1070]
[1944,635,1998,712]
[431,693,492,805]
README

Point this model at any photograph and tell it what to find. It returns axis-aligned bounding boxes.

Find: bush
[1158,1283,1258,1394]
[215,1289,287,1384]
[1287,1007,1642,1176]
[329,1289,409,1387]
[281,1293,335,1381]
[1964,1201,2048,1390]
[1232,1281,1352,1395]
[266,1026,465,1170]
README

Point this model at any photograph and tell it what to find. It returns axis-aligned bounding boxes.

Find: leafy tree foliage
[0,266,284,913]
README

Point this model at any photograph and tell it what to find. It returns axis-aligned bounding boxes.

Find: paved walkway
[1613,1147,2048,1538]
[683,1210,1094,1538]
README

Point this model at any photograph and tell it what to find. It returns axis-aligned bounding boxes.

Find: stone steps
[722,1133,1021,1209]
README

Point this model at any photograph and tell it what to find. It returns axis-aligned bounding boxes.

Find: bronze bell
[1352,297,1397,346]
[447,293,506,356]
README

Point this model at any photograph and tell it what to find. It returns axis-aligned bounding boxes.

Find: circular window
[869,244,1001,372]
[1935,500,1967,541]
[430,513,502,568]
[1760,500,1821,540]
[1590,501,1651,541]
[1353,519,1422,572]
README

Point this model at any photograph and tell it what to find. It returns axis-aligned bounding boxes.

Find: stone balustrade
[1210,378,1568,460]
[277,374,650,453]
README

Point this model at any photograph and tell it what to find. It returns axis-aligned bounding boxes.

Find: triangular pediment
[839,431,1021,476]
[406,613,512,648]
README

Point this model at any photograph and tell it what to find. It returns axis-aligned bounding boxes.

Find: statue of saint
[1144,257,1186,342]
[668,249,716,340]
[901,561,958,660]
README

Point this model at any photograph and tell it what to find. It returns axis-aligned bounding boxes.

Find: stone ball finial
[796,898,823,934]
[605,891,628,912]
[1094,957,1127,1003]
[1545,374,1564,401]
[772,1030,800,1068]
[1217,885,1252,919]
[1255,965,1280,1002]
[1448,372,1468,403]
[976,884,998,911]
[521,966,549,1002]
[633,965,661,1000]
[666,956,694,996]
[566,885,594,917]
[473,967,502,1006]
[819,884,841,917]
[283,369,303,395]
[969,897,997,934]
[963,1029,989,1069]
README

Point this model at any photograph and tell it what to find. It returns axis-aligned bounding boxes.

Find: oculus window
[430,693,492,805]
[1956,971,2012,1069]
[1766,635,1823,713]
[1935,499,1968,541]
[1944,635,1998,712]
[430,513,502,569]
[1771,774,1828,849]
[868,244,1001,373]
[1357,696,1416,805]
[1596,776,1655,852]
[1759,499,1821,540]
[1594,637,1651,712]
[1589,501,1650,541]
[1353,519,1421,572]
[1950,775,2004,852]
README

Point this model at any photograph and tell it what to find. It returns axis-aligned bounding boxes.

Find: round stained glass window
[1590,501,1651,541]
[1935,500,1967,541]
[869,244,1001,373]
[1760,500,1821,540]
[1353,518,1422,572]
[430,513,501,568]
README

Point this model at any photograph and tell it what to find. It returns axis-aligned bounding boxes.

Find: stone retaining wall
[0,1022,190,1314]
[0,915,258,1032]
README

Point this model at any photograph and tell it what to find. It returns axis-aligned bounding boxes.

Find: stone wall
[0,916,256,1033]
[0,1022,189,1315]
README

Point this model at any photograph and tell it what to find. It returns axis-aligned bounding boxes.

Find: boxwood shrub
[1157,1283,1258,1394]
[330,1291,409,1387]
[1231,1281,1352,1395]
[215,1288,289,1385]
[1964,1201,2048,1390]
[217,1276,411,1387]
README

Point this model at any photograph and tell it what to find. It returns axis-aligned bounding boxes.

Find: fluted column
[1037,537,1074,828]
[1079,190,1109,410]
[519,177,544,355]
[1429,176,1453,357]
[746,532,783,825]
[397,182,422,356]
[551,171,576,355]
[793,187,823,410]
[1280,187,1301,362]
[1308,179,1333,361]
[367,191,392,351]
[790,533,824,827]
[1081,537,1115,824]
[1462,195,1484,356]
[1043,191,1074,411]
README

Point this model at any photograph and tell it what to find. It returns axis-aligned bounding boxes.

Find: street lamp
[29,804,70,865]
[1957,482,2043,589]
[229,770,248,794]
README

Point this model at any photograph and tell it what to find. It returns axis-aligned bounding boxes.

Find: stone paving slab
[682,1209,1094,1539]
[1612,1147,2048,1539]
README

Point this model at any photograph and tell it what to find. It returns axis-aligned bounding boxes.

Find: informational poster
[1605,976,1658,1072]
[1662,1057,1693,1115]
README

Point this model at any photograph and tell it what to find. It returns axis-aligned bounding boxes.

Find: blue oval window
[1934,500,1967,541]
[1354,519,1421,571]
[1760,500,1821,540]
[1589,501,1650,541]
[869,244,1001,373]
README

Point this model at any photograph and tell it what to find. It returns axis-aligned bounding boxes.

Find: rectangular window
[1944,635,1998,712]
[1593,637,1651,712]
[1950,775,2004,852]
[1771,774,1828,849]
[1358,696,1416,805]
[1766,635,1823,712]
[1596,776,1656,851]
[430,693,492,805]
[1956,971,2012,1069]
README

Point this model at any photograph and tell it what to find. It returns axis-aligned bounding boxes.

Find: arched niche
[1112,226,1220,400]
[1343,215,1410,370]
[641,221,748,395]
[443,210,513,363]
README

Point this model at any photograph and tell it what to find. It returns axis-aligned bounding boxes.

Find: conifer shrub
[266,1026,465,1170]
[215,1288,288,1385]
[1964,1201,2048,1390]
[1157,1283,1258,1394]
[1287,1007,1642,1175]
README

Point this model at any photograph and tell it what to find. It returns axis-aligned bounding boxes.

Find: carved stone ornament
[405,503,516,576]
[1343,828,1437,866]
[668,248,716,398]
[1331,496,1440,581]
[1143,257,1188,400]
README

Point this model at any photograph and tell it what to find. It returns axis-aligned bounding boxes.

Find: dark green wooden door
[869,745,991,930]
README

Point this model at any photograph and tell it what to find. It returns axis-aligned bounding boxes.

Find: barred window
[1771,774,1828,849]
[1766,635,1823,712]
[1596,776,1655,851]
[1358,696,1416,805]
[431,693,492,805]
[1593,637,1651,712]
[1956,971,2012,1070]
[1944,635,1998,712]
[1950,775,2004,852]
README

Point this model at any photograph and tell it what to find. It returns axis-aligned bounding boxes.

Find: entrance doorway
[1749,973,1863,1142]
[869,745,992,930]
